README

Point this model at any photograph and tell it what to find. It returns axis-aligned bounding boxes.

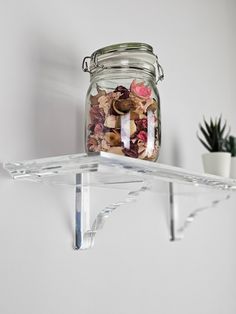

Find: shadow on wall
[171,134,183,167]
[32,38,85,158]
[159,132,183,167]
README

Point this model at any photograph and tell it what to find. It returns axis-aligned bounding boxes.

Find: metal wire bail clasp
[82,56,91,73]
[155,55,164,83]
[82,53,105,74]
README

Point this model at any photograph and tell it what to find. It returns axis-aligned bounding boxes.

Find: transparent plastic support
[3,152,236,249]
[167,182,231,241]
[74,172,150,250]
[75,173,92,249]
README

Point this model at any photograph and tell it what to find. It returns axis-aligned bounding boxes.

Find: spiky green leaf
[197,133,212,152]
[203,118,213,137]
[219,120,226,137]
[199,124,212,147]
[217,115,222,133]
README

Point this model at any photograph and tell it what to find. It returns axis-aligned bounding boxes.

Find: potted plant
[197,116,231,177]
[227,135,236,179]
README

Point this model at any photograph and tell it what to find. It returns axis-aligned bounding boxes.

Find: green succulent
[227,136,236,157]
[197,116,230,152]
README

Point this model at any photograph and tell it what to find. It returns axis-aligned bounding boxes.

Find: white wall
[0,1,236,313]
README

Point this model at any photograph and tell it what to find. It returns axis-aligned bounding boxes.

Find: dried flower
[87,136,100,152]
[114,85,130,99]
[89,105,105,124]
[130,120,137,136]
[148,99,158,112]
[137,131,147,142]
[98,95,112,115]
[107,91,122,100]
[104,115,120,128]
[130,111,139,120]
[88,123,95,132]
[90,90,106,105]
[108,146,124,155]
[135,118,148,131]
[112,99,134,115]
[101,139,110,151]
[130,80,152,99]
[129,93,150,114]
[146,146,159,161]
[138,139,146,151]
[94,123,104,134]
[123,142,139,158]
[104,131,121,146]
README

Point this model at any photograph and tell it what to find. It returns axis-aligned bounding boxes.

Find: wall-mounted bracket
[168,182,231,241]
[3,152,236,250]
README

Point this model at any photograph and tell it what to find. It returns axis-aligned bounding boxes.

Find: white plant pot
[230,156,236,179]
[202,152,231,177]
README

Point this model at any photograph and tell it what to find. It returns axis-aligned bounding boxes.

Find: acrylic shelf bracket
[4,152,236,249]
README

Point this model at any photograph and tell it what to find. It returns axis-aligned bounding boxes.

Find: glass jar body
[85,69,161,161]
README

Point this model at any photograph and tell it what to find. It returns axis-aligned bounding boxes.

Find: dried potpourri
[87,80,160,161]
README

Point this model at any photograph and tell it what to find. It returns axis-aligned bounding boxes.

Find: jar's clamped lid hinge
[155,55,164,83]
[82,51,105,74]
[82,52,164,84]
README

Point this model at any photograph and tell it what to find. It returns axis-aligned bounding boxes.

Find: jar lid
[92,42,154,56]
[82,42,164,83]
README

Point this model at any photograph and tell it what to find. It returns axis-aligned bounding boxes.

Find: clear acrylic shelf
[4,152,236,249]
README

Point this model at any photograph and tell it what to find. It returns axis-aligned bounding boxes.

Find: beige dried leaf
[90,90,106,105]
[130,120,137,136]
[108,146,124,155]
[101,139,110,151]
[104,131,121,146]
[104,115,120,128]
[98,95,112,115]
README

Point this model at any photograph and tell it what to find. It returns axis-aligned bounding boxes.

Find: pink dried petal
[130,80,152,99]
[94,123,103,134]
[135,118,148,131]
[137,131,147,142]
[89,105,105,124]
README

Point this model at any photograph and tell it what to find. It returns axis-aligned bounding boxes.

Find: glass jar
[82,42,164,161]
